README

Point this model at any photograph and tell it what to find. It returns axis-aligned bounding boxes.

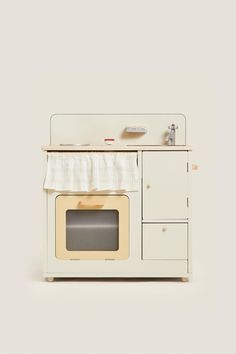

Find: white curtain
[44,152,139,192]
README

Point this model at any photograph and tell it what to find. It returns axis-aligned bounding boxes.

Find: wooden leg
[46,277,54,282]
[181,277,189,282]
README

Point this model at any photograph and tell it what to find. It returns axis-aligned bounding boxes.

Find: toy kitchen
[42,114,196,281]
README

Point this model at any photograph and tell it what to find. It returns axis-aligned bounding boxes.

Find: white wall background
[1,1,235,353]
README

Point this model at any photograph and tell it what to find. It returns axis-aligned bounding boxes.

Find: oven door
[56,195,129,260]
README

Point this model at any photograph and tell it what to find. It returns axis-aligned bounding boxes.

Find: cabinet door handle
[146,184,150,189]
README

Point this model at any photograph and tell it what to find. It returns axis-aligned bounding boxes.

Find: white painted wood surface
[50,114,186,145]
[143,151,189,220]
[142,223,188,260]
[43,259,188,278]
[42,145,191,151]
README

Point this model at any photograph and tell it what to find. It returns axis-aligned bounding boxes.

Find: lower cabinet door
[142,223,188,260]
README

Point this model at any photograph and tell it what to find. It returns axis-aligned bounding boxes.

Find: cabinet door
[143,152,188,220]
[143,223,188,260]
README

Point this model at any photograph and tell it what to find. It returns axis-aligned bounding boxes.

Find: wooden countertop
[42,145,192,152]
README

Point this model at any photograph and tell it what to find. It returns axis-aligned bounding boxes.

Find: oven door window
[55,195,129,260]
[66,210,119,251]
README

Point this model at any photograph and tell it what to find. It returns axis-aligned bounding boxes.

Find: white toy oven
[42,114,192,281]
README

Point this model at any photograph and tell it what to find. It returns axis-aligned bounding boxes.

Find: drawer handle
[162,227,167,232]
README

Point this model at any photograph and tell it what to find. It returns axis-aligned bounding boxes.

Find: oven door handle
[78,201,104,209]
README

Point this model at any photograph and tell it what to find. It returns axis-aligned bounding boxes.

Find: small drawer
[142,223,188,260]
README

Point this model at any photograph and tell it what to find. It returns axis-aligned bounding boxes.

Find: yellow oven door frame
[56,195,129,260]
